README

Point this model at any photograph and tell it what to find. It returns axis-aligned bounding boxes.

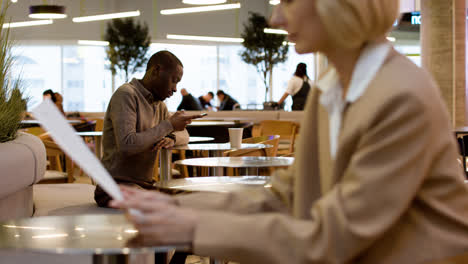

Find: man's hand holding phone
[168,111,207,131]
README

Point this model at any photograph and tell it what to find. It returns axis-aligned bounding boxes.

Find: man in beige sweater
[110,1,468,263]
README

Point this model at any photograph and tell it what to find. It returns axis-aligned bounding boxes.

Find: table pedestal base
[93,254,128,264]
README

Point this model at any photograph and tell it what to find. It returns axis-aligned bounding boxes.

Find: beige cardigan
[177,49,468,264]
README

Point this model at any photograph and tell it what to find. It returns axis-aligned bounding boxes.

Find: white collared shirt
[316,41,392,159]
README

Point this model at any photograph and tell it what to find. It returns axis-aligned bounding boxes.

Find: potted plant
[240,12,289,104]
[105,18,151,91]
[0,3,46,220]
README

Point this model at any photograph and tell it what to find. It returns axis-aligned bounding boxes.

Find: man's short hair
[216,90,226,96]
[146,50,183,72]
[208,92,214,98]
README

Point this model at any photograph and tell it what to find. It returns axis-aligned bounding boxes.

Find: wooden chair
[225,135,280,157]
[255,120,299,155]
[425,252,468,264]
[223,135,280,176]
[39,139,75,184]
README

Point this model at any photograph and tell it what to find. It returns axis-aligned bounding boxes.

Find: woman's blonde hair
[316,0,399,49]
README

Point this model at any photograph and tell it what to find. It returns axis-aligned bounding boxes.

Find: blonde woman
[111,0,468,263]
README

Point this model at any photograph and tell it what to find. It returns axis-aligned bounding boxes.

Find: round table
[76,131,103,159]
[188,136,214,143]
[20,119,82,128]
[187,121,238,127]
[160,143,273,180]
[0,214,189,264]
[155,176,270,193]
[174,156,294,176]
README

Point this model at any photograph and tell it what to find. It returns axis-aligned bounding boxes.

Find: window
[11,45,61,110]
[11,43,317,112]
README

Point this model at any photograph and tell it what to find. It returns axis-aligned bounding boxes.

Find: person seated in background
[198,91,214,110]
[42,89,56,103]
[277,62,313,111]
[43,89,65,115]
[177,88,203,111]
[95,51,201,208]
[111,1,468,263]
[54,92,65,115]
[216,90,239,111]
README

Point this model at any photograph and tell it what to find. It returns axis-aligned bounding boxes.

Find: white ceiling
[6,0,273,43]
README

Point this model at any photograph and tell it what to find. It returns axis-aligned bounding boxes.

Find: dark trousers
[155,252,189,264]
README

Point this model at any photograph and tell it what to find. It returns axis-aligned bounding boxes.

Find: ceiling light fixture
[3,19,53,28]
[29,5,67,19]
[264,28,288,35]
[161,3,240,15]
[183,0,227,4]
[167,34,244,43]
[77,40,110,46]
[269,0,280,5]
[72,10,140,23]
[11,0,18,3]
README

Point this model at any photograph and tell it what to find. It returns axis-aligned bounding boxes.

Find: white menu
[32,100,123,200]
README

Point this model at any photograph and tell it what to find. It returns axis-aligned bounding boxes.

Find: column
[421,0,467,127]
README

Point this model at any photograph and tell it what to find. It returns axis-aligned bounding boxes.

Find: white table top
[172,143,272,151]
[76,131,103,136]
[155,176,269,193]
[188,136,214,143]
[174,156,294,168]
[0,214,189,255]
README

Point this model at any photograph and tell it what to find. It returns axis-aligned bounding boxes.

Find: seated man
[198,92,214,110]
[177,88,203,111]
[95,51,201,207]
[217,90,239,111]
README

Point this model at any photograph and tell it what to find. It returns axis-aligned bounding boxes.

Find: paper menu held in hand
[32,100,123,201]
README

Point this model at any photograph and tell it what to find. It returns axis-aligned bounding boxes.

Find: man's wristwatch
[165,133,176,143]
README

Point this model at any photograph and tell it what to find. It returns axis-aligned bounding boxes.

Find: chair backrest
[257,120,299,154]
[93,118,104,132]
[425,252,468,264]
[225,135,280,157]
[40,137,74,183]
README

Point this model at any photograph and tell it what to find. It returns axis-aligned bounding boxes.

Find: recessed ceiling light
[183,0,227,4]
[264,28,288,35]
[77,40,110,46]
[72,10,140,23]
[3,19,53,28]
[269,0,280,5]
[11,0,18,3]
[167,34,244,43]
[161,3,240,15]
[29,5,67,19]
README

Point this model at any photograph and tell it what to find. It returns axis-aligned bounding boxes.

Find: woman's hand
[110,186,198,245]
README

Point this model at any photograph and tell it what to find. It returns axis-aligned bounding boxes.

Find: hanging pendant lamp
[29,5,67,19]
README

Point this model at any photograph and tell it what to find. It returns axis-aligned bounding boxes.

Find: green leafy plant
[240,12,289,102]
[0,4,27,143]
[105,18,151,82]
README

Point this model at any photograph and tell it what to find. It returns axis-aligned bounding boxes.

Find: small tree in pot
[240,12,289,103]
[105,18,151,88]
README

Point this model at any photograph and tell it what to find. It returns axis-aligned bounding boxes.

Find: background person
[198,92,214,110]
[177,88,203,111]
[276,62,313,110]
[111,1,468,263]
[216,90,239,111]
